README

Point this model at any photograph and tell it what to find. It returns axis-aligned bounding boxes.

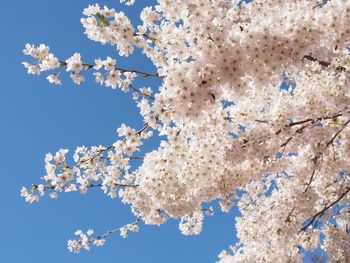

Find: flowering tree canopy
[21,0,350,261]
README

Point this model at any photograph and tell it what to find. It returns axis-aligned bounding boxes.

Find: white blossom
[66,53,83,73]
[21,0,350,261]
[46,74,61,85]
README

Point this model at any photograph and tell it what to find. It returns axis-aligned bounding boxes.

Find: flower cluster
[21,123,152,202]
[67,229,97,253]
[22,0,350,261]
[81,4,135,56]
[67,220,140,254]
[22,44,60,81]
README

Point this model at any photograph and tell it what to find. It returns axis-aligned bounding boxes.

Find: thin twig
[302,55,346,71]
[304,120,350,192]
[300,187,350,232]
[78,122,149,167]
[59,60,160,78]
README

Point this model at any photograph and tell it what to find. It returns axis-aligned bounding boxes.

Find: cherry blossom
[22,0,350,261]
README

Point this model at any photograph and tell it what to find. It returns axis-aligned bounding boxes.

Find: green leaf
[96,13,109,27]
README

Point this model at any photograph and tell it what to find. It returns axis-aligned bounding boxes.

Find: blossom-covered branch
[300,186,350,232]
[67,219,141,253]
[22,0,350,261]
[21,122,151,202]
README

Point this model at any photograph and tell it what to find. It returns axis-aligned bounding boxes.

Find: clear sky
[0,1,236,262]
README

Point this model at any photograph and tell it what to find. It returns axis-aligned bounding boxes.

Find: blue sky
[0,1,236,262]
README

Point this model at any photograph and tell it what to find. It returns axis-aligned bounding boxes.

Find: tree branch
[300,186,350,232]
[59,60,161,78]
[302,55,346,71]
[78,122,149,167]
[302,55,331,67]
[304,119,350,192]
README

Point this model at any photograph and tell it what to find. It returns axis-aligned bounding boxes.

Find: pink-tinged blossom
[46,74,61,85]
[21,0,350,261]
[66,53,83,73]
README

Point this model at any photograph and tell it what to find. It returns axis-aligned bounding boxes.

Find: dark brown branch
[33,181,139,191]
[325,119,350,148]
[274,112,343,135]
[304,157,318,193]
[302,55,331,67]
[304,120,350,192]
[302,55,346,71]
[130,85,155,100]
[280,136,293,151]
[129,156,144,160]
[71,218,142,250]
[133,32,158,42]
[89,183,139,188]
[59,60,160,78]
[312,0,329,10]
[78,145,114,167]
[78,122,149,167]
[280,124,308,153]
[300,186,350,232]
[135,123,149,136]
[285,207,295,223]
[288,113,342,128]
[254,119,268,124]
